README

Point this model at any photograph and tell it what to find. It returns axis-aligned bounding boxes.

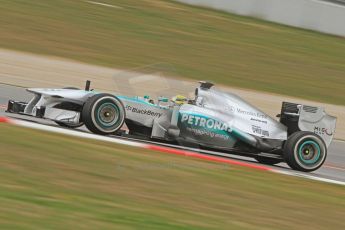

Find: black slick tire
[284,131,327,172]
[82,93,125,135]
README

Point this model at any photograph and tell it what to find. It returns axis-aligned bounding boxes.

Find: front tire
[82,94,125,135]
[284,131,327,172]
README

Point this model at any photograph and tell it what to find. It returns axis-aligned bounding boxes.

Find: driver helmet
[171,95,187,105]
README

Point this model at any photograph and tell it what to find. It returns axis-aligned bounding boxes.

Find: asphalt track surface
[1,83,344,184]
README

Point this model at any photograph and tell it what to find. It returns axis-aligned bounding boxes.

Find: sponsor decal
[236,108,267,119]
[250,117,268,124]
[125,105,162,118]
[225,105,235,113]
[252,125,269,137]
[186,127,230,140]
[314,126,333,136]
[180,114,232,133]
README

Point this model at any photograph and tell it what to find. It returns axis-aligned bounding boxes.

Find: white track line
[1,117,345,186]
[12,119,145,148]
[272,169,345,186]
[84,1,123,9]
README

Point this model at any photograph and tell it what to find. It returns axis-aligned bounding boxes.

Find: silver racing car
[6,81,337,172]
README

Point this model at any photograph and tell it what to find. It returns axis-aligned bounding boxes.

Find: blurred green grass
[0,0,344,105]
[0,124,344,229]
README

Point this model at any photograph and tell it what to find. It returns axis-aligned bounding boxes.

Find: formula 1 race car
[6,81,337,172]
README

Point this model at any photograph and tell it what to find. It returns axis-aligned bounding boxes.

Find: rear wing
[280,102,336,147]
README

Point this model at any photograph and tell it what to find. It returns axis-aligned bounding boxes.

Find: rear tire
[254,156,282,165]
[284,131,327,172]
[82,94,125,135]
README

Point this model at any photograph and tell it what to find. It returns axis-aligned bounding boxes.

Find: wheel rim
[97,103,119,127]
[298,140,321,165]
[93,100,122,131]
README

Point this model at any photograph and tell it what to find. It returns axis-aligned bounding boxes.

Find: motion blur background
[0,0,344,104]
[1,0,344,138]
